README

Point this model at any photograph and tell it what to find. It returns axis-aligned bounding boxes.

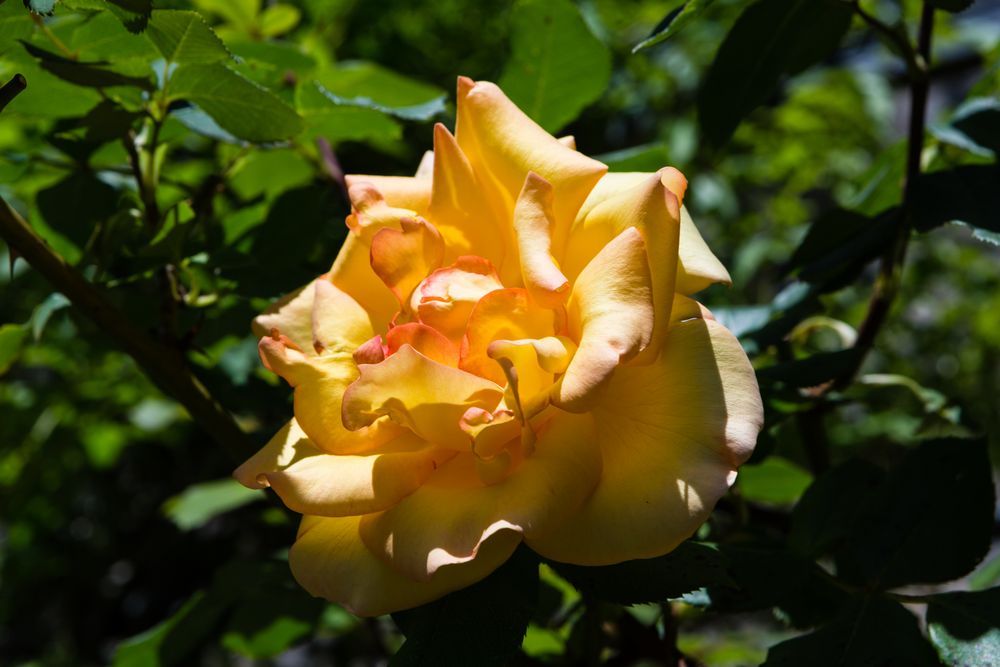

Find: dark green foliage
[391,546,539,667]
[927,588,1000,666]
[1,0,998,665]
[697,0,853,148]
[549,541,732,605]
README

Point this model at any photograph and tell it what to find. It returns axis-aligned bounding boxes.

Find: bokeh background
[1,0,998,664]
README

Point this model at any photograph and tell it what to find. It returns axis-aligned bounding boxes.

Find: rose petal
[234,418,319,489]
[311,280,376,356]
[512,172,570,308]
[370,217,445,307]
[358,411,601,581]
[412,256,504,342]
[551,227,654,411]
[528,315,763,565]
[563,171,681,362]
[385,322,459,367]
[252,278,323,354]
[264,432,455,517]
[259,336,406,454]
[426,123,508,268]
[460,288,560,386]
[342,344,504,449]
[290,515,520,617]
[455,77,606,257]
[344,175,431,214]
[573,172,729,294]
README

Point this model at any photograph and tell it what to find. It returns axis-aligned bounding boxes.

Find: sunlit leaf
[632,0,716,53]
[162,478,264,531]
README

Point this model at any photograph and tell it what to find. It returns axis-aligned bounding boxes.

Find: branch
[831,1,935,392]
[0,74,27,114]
[0,196,256,462]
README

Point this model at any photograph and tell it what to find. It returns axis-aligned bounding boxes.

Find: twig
[851,1,922,77]
[830,1,935,392]
[0,197,255,462]
[0,74,27,114]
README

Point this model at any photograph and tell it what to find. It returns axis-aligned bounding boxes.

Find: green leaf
[550,541,732,605]
[70,11,159,61]
[391,546,539,667]
[0,0,34,53]
[112,591,226,667]
[257,3,300,37]
[312,82,445,122]
[933,97,1000,157]
[0,322,28,375]
[698,0,852,148]
[167,63,303,142]
[632,0,716,53]
[36,171,120,249]
[295,81,401,143]
[162,478,264,531]
[18,40,153,89]
[764,596,940,666]
[913,164,1000,233]
[756,348,861,388]
[785,207,898,290]
[316,61,445,111]
[738,456,813,506]
[928,588,1000,666]
[970,554,1000,591]
[105,0,153,33]
[789,459,885,558]
[146,10,230,65]
[30,292,70,340]
[498,0,611,132]
[838,438,995,589]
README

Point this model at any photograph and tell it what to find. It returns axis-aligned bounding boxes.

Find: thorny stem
[828,1,936,393]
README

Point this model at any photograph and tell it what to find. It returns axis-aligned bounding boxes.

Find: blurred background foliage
[0,0,998,664]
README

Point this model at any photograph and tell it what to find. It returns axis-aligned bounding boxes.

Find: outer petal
[252,278,322,354]
[311,280,376,356]
[264,433,455,517]
[234,418,317,489]
[571,171,729,294]
[358,412,601,581]
[563,172,680,363]
[512,172,570,308]
[341,344,504,449]
[528,316,763,565]
[344,175,431,215]
[551,227,654,411]
[455,77,607,259]
[290,515,520,617]
[259,336,405,454]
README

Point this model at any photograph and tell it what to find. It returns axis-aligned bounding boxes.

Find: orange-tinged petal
[460,406,520,460]
[358,412,601,581]
[412,256,504,342]
[289,514,520,616]
[485,336,575,422]
[329,183,417,332]
[460,288,560,386]
[370,217,445,307]
[341,344,504,449]
[552,227,654,411]
[344,175,431,215]
[259,335,406,455]
[455,77,607,258]
[385,322,459,367]
[513,172,570,308]
[311,280,375,356]
[528,316,763,565]
[563,172,680,363]
[427,123,507,267]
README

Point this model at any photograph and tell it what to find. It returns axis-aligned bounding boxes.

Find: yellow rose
[235,77,763,616]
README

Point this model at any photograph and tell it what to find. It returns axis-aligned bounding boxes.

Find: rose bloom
[235,77,763,616]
